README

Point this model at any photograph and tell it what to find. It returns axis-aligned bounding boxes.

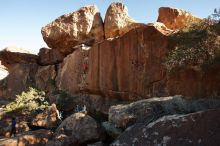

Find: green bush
[3,87,49,113]
[165,19,220,72]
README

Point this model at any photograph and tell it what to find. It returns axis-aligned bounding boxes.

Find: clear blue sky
[0,0,219,54]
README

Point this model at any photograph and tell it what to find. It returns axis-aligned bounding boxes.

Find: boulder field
[0,2,220,146]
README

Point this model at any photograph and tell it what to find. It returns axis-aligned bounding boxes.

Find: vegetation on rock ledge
[165,19,220,72]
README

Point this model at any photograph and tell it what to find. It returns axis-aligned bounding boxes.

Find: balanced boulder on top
[41,6,104,55]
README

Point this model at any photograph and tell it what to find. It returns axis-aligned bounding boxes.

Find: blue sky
[0,0,219,54]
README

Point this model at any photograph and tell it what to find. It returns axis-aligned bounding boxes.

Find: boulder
[0,129,52,146]
[104,2,144,39]
[48,113,100,146]
[109,96,220,128]
[41,6,104,55]
[31,104,60,129]
[0,46,37,70]
[157,7,201,30]
[0,118,29,137]
[56,25,170,100]
[35,65,56,95]
[38,48,65,65]
[167,67,220,98]
[111,108,220,146]
[56,23,220,99]
[0,63,38,100]
[101,122,123,139]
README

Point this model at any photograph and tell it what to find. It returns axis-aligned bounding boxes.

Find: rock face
[157,7,201,30]
[167,67,220,98]
[48,113,100,146]
[57,25,170,100]
[0,63,38,99]
[35,65,56,95]
[109,96,220,128]
[38,48,65,65]
[104,2,143,39]
[0,129,52,146]
[41,6,104,55]
[111,108,220,146]
[0,47,37,70]
[31,104,60,129]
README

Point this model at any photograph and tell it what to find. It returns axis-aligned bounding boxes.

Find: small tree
[3,87,49,113]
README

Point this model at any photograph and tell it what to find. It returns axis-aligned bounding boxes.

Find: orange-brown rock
[56,25,170,100]
[41,6,104,55]
[0,47,37,70]
[31,104,60,129]
[0,129,52,146]
[157,7,201,30]
[56,24,220,100]
[104,2,144,39]
[38,48,65,65]
[35,65,56,94]
[167,67,220,98]
[0,63,38,100]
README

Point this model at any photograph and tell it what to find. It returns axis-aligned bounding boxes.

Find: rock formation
[104,2,144,39]
[47,113,101,146]
[56,25,172,99]
[38,48,65,66]
[157,7,201,30]
[0,129,52,146]
[41,6,104,55]
[31,104,60,129]
[111,108,220,146]
[0,63,38,100]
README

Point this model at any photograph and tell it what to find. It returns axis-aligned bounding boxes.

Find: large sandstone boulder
[31,104,60,129]
[0,47,37,70]
[38,48,65,65]
[35,65,56,94]
[57,25,170,100]
[104,2,144,39]
[111,108,220,146]
[0,63,38,100]
[42,6,104,55]
[167,67,220,98]
[157,7,201,30]
[0,129,52,146]
[109,96,220,128]
[47,113,100,146]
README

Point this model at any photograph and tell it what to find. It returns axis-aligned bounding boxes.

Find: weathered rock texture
[109,96,220,128]
[31,104,60,129]
[104,2,144,39]
[42,6,104,55]
[0,63,38,100]
[157,7,201,30]
[38,48,65,65]
[47,113,100,146]
[57,25,170,99]
[0,129,52,146]
[57,23,220,99]
[111,108,220,146]
[0,47,37,70]
[35,65,56,94]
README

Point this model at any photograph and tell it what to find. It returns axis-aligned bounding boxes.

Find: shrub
[2,87,49,113]
[165,19,220,72]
